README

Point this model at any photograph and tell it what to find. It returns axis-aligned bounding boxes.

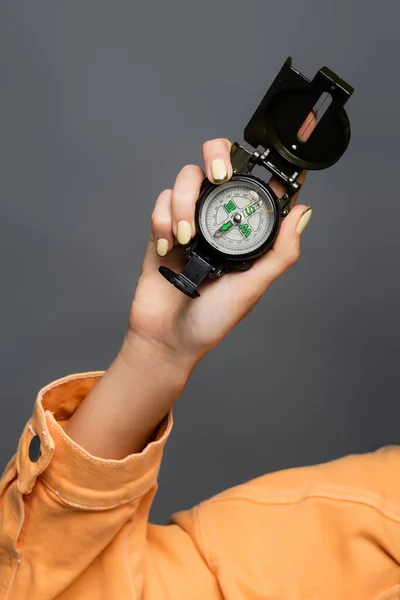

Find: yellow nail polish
[177,221,192,245]
[156,238,169,257]
[296,206,313,234]
[211,158,228,183]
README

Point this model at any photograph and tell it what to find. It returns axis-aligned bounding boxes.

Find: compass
[159,57,354,298]
[198,178,277,257]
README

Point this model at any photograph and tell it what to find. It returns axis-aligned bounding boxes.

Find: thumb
[271,204,313,259]
[242,204,313,295]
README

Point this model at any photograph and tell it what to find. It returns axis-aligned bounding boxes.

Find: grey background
[0,1,398,524]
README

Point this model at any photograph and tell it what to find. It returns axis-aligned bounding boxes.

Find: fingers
[171,164,204,244]
[151,189,173,257]
[151,164,205,254]
[151,138,234,255]
[201,138,233,184]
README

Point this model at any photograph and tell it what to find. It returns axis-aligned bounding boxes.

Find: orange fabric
[1,372,400,599]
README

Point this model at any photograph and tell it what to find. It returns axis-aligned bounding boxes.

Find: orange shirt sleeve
[172,445,400,599]
[0,372,221,600]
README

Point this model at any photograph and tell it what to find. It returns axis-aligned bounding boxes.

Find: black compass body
[159,57,354,298]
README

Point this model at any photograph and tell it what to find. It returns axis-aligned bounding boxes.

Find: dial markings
[200,181,276,256]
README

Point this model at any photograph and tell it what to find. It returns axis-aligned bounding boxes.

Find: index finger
[201,138,233,184]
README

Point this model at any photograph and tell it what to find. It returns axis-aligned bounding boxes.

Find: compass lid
[243,57,354,171]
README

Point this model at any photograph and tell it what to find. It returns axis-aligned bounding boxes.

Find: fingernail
[156,238,169,257]
[296,206,313,234]
[177,220,192,245]
[211,158,228,183]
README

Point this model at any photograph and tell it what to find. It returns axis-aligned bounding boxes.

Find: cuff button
[29,435,41,462]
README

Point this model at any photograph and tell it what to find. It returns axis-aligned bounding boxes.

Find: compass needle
[214,220,234,237]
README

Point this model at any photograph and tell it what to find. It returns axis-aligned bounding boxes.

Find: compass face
[198,179,277,256]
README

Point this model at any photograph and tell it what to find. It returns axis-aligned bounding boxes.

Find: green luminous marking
[220,221,233,232]
[245,205,256,216]
[239,223,252,238]
[223,199,237,213]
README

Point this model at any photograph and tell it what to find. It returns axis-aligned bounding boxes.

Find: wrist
[64,333,193,459]
[120,328,198,380]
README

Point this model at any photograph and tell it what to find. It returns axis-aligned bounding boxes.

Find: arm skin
[63,333,194,458]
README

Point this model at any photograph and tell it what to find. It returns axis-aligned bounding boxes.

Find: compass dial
[198,180,277,256]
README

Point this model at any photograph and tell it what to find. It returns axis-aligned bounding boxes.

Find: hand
[125,115,315,370]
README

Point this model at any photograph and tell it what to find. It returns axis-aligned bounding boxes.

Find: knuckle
[152,189,172,219]
[151,214,170,229]
[202,139,222,154]
[285,248,301,266]
[154,188,172,208]
[181,163,200,175]
[220,137,232,149]
[202,139,213,151]
[202,137,231,152]
[157,187,172,199]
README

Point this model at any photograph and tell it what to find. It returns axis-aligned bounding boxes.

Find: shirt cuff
[16,371,173,509]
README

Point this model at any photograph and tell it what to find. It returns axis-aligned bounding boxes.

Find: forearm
[63,333,195,459]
